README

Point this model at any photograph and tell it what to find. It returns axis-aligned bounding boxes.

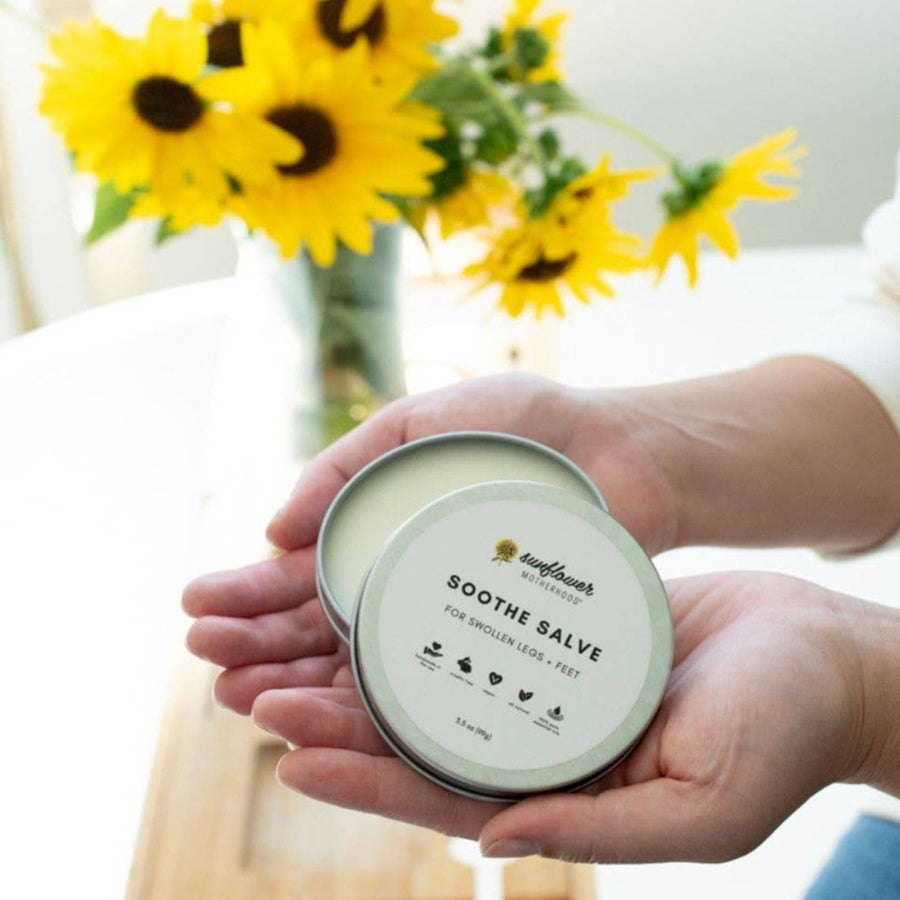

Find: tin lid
[317,432,608,642]
[351,481,672,801]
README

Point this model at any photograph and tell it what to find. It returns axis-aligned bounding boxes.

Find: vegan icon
[488,672,503,686]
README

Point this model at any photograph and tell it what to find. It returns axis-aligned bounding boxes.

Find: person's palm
[187,565,862,863]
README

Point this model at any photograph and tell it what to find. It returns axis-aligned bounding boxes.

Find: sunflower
[40,11,300,230]
[466,202,643,319]
[230,22,444,265]
[501,0,568,83]
[293,0,458,83]
[542,156,659,257]
[648,129,805,286]
[411,169,516,239]
[190,0,301,67]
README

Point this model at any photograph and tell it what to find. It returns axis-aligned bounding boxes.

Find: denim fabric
[804,815,900,899]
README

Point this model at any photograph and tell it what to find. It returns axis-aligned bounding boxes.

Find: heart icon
[489,672,503,686]
[432,642,442,650]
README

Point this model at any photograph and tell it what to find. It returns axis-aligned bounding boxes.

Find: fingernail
[250,709,276,736]
[481,839,541,859]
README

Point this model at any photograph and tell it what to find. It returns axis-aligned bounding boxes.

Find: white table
[1,245,897,899]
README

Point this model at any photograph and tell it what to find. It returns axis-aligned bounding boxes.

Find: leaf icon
[518,690,533,702]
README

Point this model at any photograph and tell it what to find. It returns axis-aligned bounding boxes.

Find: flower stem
[569,105,675,164]
[484,52,518,74]
[457,61,549,174]
[0,1,48,34]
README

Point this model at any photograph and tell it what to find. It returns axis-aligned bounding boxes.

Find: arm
[263,356,900,560]
[602,354,900,554]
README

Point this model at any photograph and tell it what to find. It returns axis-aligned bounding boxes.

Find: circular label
[356,483,671,787]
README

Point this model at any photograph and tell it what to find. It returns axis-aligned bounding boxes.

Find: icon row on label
[420,642,565,721]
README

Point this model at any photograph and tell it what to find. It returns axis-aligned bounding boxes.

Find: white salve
[320,435,605,623]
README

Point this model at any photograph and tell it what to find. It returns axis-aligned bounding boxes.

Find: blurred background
[1,0,898,339]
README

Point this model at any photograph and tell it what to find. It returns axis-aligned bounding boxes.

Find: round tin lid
[317,432,608,642]
[351,481,672,800]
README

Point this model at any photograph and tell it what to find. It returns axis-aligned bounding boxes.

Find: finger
[186,597,338,668]
[276,747,503,839]
[332,664,356,688]
[479,778,763,864]
[266,399,414,550]
[182,548,317,618]
[252,689,392,756]
[214,655,350,714]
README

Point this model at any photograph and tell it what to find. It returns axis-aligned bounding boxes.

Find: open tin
[349,481,672,801]
[315,432,609,642]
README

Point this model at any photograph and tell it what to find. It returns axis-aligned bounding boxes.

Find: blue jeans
[804,815,900,899]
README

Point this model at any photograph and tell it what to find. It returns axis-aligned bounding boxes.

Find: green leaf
[664,160,724,217]
[516,81,579,111]
[524,156,588,219]
[537,128,561,160]
[154,217,183,246]
[411,68,486,108]
[424,119,469,201]
[475,119,519,165]
[483,26,503,59]
[85,182,140,245]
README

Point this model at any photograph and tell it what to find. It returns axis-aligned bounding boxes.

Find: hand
[184,372,679,713]
[265,372,680,555]
[185,568,885,863]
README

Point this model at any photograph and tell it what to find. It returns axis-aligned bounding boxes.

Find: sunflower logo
[492,538,519,563]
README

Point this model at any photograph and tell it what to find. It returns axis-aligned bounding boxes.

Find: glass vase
[237,224,407,461]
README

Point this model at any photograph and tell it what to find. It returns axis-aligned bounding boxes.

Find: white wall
[466,0,900,247]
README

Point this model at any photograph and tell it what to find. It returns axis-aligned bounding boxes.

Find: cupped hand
[184,372,679,712]
[231,571,866,864]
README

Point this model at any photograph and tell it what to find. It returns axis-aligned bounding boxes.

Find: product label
[375,498,655,771]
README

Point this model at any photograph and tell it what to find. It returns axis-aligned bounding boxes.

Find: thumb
[266,398,412,550]
[479,778,764,864]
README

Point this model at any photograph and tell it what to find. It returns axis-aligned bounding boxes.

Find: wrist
[842,595,900,797]
[570,386,683,555]
[607,358,900,553]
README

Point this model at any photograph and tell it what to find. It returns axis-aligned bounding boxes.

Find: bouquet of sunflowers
[37,0,804,319]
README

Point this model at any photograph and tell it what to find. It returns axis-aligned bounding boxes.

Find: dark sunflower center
[517,253,577,282]
[207,19,243,68]
[316,0,386,49]
[267,105,338,176]
[133,77,203,132]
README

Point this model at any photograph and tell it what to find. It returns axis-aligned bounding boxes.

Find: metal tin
[316,432,608,642]
[350,481,672,801]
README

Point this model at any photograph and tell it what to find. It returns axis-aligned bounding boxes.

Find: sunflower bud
[662,160,724,217]
[512,27,551,75]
